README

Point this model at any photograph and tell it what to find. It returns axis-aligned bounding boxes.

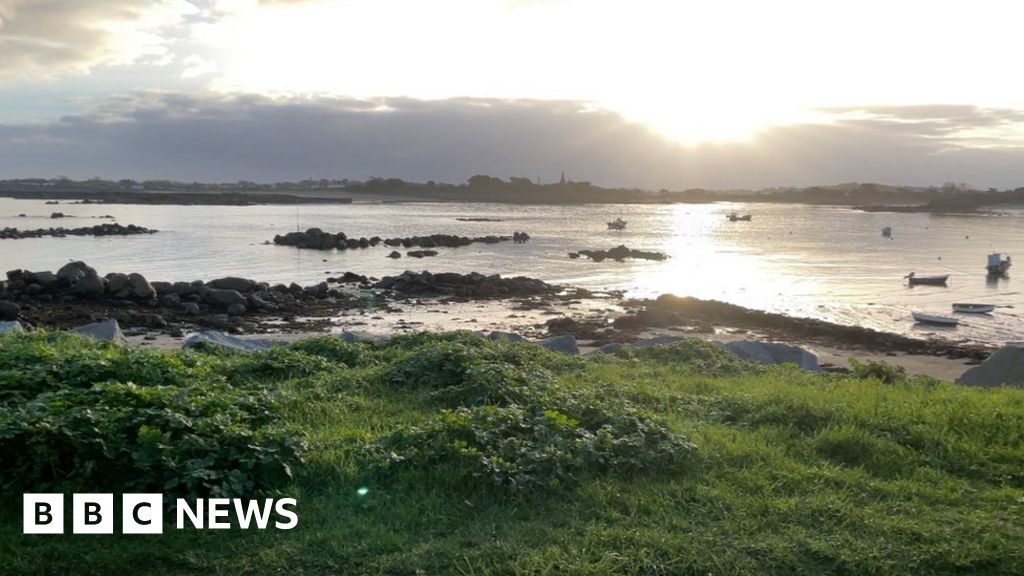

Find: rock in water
[71,319,126,345]
[957,342,1024,387]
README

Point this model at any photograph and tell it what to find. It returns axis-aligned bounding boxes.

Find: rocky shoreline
[0,223,156,239]
[0,261,996,376]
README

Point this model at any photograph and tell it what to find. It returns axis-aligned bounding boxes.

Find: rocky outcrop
[273,228,529,251]
[570,245,667,262]
[957,342,1024,387]
[0,223,157,239]
[407,250,438,258]
[374,271,556,297]
[1,263,358,321]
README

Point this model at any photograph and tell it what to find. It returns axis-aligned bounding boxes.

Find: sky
[1,0,1024,189]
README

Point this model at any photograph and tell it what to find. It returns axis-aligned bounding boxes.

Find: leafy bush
[219,347,337,384]
[848,358,908,384]
[0,381,304,497]
[371,402,694,492]
[288,336,374,367]
[615,339,756,376]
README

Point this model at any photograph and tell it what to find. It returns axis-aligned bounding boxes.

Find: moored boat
[727,213,752,222]
[881,226,892,237]
[905,272,949,286]
[912,312,959,326]
[987,253,1012,275]
[952,303,996,314]
[607,217,627,230]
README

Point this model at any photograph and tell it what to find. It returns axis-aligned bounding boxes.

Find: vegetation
[1,331,1023,575]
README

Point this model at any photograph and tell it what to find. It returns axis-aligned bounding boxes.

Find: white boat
[987,253,1012,275]
[912,312,959,326]
[881,226,892,237]
[607,217,627,230]
[952,303,995,314]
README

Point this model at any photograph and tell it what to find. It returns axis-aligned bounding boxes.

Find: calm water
[1,198,1021,346]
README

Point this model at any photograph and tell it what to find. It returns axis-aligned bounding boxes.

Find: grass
[0,332,1022,575]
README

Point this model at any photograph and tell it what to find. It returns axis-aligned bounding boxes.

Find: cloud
[0,0,197,80]
[1,93,1023,189]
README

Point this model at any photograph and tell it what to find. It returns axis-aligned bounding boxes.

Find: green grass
[1,332,1022,575]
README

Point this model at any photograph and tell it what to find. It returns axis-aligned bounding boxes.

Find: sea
[1,198,1021,347]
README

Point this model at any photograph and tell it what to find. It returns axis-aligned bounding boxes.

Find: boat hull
[952,303,995,314]
[912,312,959,326]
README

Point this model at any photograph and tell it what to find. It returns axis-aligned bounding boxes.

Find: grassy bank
[1,332,1022,575]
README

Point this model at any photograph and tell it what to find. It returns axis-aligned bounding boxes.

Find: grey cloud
[0,0,193,78]
[1,93,1023,189]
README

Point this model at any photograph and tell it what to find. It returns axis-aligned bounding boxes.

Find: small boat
[905,272,949,286]
[607,217,627,230]
[912,312,959,326]
[952,303,996,314]
[727,213,752,222]
[881,226,892,237]
[986,253,1012,275]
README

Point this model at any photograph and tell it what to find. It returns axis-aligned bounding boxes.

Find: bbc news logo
[23,493,298,534]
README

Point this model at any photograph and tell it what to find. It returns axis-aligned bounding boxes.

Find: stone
[209,276,255,293]
[227,302,247,316]
[957,342,1024,387]
[205,288,247,308]
[594,342,626,354]
[57,261,106,298]
[387,251,402,258]
[127,273,156,299]
[538,334,579,355]
[726,340,819,371]
[181,331,274,352]
[0,320,24,333]
[181,302,200,315]
[106,272,130,294]
[0,300,20,320]
[70,319,126,345]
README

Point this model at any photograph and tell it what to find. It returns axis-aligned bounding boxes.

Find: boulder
[594,342,626,354]
[226,302,247,316]
[539,334,579,355]
[0,321,24,333]
[726,340,819,371]
[106,272,131,295]
[181,331,274,352]
[209,276,255,293]
[181,302,200,315]
[57,261,106,298]
[70,319,126,345]
[127,273,156,299]
[0,300,19,321]
[204,288,247,308]
[957,342,1024,387]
